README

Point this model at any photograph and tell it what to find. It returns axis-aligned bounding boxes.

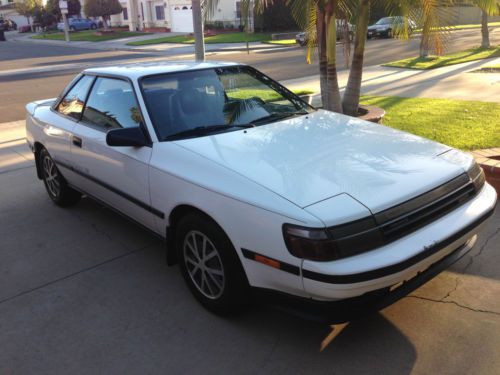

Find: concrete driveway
[1,121,499,374]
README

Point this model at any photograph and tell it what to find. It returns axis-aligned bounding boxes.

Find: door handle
[72,136,82,148]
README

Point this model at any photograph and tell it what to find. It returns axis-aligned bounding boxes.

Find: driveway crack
[461,226,500,273]
[0,244,151,306]
[405,295,500,317]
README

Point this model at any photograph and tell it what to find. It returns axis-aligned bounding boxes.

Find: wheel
[176,213,249,315]
[69,26,76,31]
[386,29,392,38]
[39,148,81,207]
[90,23,97,30]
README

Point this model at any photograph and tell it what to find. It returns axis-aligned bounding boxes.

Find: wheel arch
[165,204,238,268]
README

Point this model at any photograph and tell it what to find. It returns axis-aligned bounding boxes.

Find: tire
[90,23,97,30]
[39,148,81,207]
[386,29,392,38]
[176,213,249,315]
[69,26,76,31]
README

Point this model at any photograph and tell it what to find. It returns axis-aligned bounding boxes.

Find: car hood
[173,110,463,213]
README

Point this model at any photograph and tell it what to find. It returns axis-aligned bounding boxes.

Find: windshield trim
[138,65,316,142]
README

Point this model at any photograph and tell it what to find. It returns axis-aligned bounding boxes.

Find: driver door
[69,76,158,232]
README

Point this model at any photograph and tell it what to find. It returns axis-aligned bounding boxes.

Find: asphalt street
[1,27,499,122]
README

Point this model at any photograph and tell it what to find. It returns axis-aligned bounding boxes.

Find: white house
[0,0,28,27]
[104,0,243,32]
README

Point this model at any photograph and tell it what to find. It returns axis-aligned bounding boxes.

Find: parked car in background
[0,19,17,31]
[296,20,354,46]
[25,61,497,322]
[367,16,417,39]
[18,25,31,33]
[57,18,97,32]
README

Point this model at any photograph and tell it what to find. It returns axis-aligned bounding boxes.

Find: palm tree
[200,0,447,116]
[192,0,205,60]
[472,0,500,48]
[409,0,455,58]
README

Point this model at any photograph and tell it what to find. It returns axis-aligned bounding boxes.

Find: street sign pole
[59,0,70,42]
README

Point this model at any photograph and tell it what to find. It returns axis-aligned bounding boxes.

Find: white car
[26,61,497,322]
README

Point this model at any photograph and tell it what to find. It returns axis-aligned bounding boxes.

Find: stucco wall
[452,6,500,24]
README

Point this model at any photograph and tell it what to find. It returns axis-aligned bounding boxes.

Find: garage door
[171,5,193,32]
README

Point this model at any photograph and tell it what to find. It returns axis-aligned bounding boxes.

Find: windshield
[140,66,314,140]
[375,17,394,25]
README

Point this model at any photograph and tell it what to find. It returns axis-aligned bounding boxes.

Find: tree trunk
[419,17,431,58]
[317,7,329,109]
[28,16,34,33]
[481,10,490,48]
[324,8,343,113]
[342,0,370,116]
[192,0,205,61]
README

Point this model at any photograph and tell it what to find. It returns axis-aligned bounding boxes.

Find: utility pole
[191,0,205,61]
[59,0,70,42]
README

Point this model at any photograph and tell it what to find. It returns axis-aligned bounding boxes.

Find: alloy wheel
[183,230,225,299]
[42,155,60,198]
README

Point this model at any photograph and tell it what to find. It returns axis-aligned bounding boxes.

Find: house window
[155,5,164,20]
[123,7,128,20]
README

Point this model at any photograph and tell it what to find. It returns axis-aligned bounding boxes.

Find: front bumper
[256,235,478,324]
[302,183,497,300]
[367,29,388,37]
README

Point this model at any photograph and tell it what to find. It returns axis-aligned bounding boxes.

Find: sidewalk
[285,56,500,105]
[9,31,290,54]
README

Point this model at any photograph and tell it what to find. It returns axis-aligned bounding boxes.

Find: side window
[81,77,142,131]
[56,75,94,120]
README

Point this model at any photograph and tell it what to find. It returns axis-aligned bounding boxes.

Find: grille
[376,174,477,242]
[326,173,480,259]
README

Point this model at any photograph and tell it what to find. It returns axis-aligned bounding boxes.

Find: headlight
[283,217,384,262]
[467,161,486,191]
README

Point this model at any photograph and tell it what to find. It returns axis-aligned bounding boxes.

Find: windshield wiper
[165,124,255,140]
[251,111,308,125]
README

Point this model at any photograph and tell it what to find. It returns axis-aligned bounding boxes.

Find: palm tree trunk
[324,5,343,113]
[420,17,431,58]
[317,7,329,110]
[192,0,205,61]
[342,0,370,116]
[481,10,490,48]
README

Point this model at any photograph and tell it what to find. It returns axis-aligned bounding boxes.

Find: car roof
[83,60,242,80]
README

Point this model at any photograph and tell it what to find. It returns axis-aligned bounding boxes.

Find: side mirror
[106,126,149,147]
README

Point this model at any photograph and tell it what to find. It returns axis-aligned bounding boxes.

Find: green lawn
[32,30,146,42]
[227,88,313,102]
[359,96,500,150]
[263,39,297,45]
[383,46,500,69]
[414,21,500,33]
[127,32,272,46]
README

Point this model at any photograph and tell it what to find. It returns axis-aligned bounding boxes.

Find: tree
[46,0,80,21]
[202,0,450,116]
[83,0,122,30]
[15,0,42,31]
[472,0,500,48]
[409,0,455,58]
[192,0,205,61]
